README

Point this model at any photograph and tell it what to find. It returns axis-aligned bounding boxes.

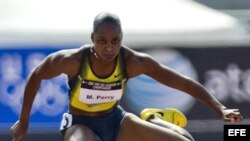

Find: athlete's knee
[64,124,100,141]
[121,113,143,128]
[119,113,145,136]
[117,113,146,141]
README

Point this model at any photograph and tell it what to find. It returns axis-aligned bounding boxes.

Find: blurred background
[0,0,250,140]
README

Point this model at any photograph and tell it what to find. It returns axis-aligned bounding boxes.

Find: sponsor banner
[0,45,75,131]
[122,47,250,120]
[1,45,249,133]
[176,47,250,119]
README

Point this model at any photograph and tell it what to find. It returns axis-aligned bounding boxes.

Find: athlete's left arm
[135,53,242,122]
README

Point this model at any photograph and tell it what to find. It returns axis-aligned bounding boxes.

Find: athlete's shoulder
[121,45,150,60]
[42,46,86,68]
[52,45,90,58]
[121,45,152,77]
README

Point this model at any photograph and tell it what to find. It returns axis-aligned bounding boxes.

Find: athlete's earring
[91,47,99,59]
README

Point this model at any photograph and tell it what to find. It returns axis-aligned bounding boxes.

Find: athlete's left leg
[147,116,195,141]
[116,113,193,141]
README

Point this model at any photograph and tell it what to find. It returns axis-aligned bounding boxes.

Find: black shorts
[60,105,126,141]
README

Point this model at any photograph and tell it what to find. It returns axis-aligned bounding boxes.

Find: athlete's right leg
[116,113,193,141]
[64,124,101,141]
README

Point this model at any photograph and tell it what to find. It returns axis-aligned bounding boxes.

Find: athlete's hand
[222,108,243,122]
[11,120,28,141]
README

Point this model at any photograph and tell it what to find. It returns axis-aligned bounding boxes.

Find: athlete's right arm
[10,49,81,141]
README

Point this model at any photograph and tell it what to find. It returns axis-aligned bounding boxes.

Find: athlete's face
[92,23,122,62]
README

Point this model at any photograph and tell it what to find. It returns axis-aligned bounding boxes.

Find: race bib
[79,80,123,104]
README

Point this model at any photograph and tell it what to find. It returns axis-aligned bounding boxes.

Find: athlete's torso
[68,45,127,113]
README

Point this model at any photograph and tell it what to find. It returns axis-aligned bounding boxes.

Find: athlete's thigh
[116,113,190,141]
[64,124,101,141]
